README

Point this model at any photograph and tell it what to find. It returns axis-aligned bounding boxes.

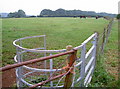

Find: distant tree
[8,12,15,18]
[8,9,26,18]
[116,14,120,19]
[40,9,53,16]
[0,15,1,17]
[17,10,26,17]
[55,8,66,16]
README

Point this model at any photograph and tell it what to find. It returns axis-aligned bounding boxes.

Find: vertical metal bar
[50,53,53,87]
[20,39,22,48]
[16,47,19,88]
[44,36,47,69]
[91,33,97,80]
[19,39,23,65]
[80,44,86,87]
[44,35,46,50]
[19,40,23,73]
[16,47,23,88]
[20,39,24,87]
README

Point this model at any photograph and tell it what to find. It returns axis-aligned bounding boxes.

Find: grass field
[2,17,109,65]
[2,17,118,87]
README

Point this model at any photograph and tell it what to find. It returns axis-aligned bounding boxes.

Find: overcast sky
[0,0,119,15]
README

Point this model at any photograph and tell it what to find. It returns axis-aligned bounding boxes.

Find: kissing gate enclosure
[8,32,97,88]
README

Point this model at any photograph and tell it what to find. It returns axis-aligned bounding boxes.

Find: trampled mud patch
[2,68,16,87]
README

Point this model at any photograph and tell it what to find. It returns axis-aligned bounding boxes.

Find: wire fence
[97,18,114,58]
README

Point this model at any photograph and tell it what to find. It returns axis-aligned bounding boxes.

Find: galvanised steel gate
[1,33,98,88]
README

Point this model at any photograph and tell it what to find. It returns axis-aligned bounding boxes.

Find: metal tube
[50,53,53,87]
[0,50,75,71]
[44,36,47,70]
[27,72,68,89]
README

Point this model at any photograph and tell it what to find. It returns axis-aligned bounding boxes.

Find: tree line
[6,9,118,18]
[39,8,116,18]
[7,10,26,18]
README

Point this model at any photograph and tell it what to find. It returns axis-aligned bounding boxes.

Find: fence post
[106,19,114,43]
[106,25,109,44]
[64,45,77,88]
[101,29,106,53]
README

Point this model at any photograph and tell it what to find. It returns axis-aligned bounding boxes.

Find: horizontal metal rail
[82,33,97,44]
[85,56,94,73]
[84,66,94,85]
[75,61,82,67]
[27,72,68,89]
[23,65,62,72]
[13,35,67,53]
[0,50,76,71]
[13,33,97,53]
[76,77,82,83]
[27,63,74,89]
[85,45,95,59]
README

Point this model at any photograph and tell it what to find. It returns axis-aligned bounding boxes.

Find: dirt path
[2,68,16,87]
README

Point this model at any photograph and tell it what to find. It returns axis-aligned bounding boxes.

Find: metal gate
[1,33,98,88]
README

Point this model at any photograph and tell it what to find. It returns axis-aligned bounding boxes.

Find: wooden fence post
[101,29,106,53]
[106,19,114,43]
[64,45,77,88]
[106,25,109,44]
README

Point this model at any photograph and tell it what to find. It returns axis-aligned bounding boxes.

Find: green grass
[2,17,108,66]
[3,17,119,88]
[104,20,119,88]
